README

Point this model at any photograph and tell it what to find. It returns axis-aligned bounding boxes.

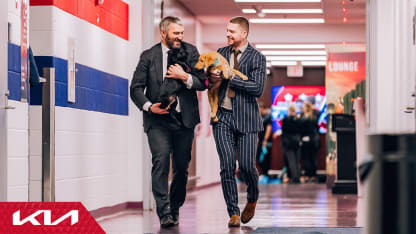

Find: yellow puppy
[195,52,248,122]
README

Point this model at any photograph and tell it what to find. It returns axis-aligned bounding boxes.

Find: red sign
[325,52,366,113]
[20,0,28,101]
[0,202,105,233]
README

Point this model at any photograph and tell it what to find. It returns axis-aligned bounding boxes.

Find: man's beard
[166,35,182,49]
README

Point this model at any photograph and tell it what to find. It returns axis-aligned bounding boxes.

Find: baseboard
[90,201,143,220]
[90,181,220,220]
[188,181,221,191]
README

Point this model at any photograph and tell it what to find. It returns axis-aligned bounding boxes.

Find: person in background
[256,102,272,184]
[300,102,320,183]
[281,104,302,183]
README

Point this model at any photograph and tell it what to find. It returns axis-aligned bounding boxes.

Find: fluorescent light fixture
[302,61,327,66]
[262,9,323,14]
[242,9,257,13]
[269,61,326,66]
[256,44,326,49]
[261,50,327,55]
[266,56,327,61]
[271,61,297,66]
[235,0,321,2]
[250,18,325,23]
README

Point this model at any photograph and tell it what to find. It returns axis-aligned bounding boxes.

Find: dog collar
[213,56,219,66]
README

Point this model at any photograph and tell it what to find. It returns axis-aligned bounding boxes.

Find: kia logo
[12,210,79,226]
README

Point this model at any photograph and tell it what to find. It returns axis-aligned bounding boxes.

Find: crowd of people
[256,102,321,184]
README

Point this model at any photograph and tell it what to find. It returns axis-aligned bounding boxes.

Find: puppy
[158,45,194,126]
[195,52,248,122]
[159,47,190,109]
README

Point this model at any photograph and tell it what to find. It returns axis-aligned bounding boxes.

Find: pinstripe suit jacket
[216,43,267,133]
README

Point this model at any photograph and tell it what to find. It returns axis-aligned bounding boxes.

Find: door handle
[3,90,15,110]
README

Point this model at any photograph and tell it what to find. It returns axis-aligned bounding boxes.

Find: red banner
[326,52,366,113]
[0,202,105,233]
[20,0,29,101]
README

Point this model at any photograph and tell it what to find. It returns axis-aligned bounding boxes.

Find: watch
[149,104,154,114]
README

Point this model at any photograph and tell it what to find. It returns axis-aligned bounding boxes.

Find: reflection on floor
[98,183,363,233]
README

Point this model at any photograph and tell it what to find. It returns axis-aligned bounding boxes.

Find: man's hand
[165,64,188,82]
[208,69,221,83]
[208,69,222,89]
[150,102,170,115]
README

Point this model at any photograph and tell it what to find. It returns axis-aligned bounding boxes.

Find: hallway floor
[98,183,363,233]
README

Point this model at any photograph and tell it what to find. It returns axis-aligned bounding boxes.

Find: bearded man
[130,16,206,228]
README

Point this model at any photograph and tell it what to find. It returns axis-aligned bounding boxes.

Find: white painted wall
[7,100,29,201]
[28,1,145,210]
[0,0,8,202]
[7,0,29,202]
[366,0,416,134]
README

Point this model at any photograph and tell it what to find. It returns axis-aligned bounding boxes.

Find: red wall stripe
[30,0,129,40]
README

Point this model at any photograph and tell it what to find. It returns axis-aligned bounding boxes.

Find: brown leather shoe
[228,214,240,227]
[241,202,256,224]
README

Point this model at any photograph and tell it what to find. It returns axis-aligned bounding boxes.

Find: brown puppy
[195,52,248,122]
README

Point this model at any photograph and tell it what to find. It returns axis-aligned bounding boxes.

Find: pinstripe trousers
[213,108,260,217]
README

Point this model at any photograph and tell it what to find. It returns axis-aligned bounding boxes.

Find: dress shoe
[241,202,256,224]
[228,214,240,227]
[171,212,179,226]
[160,215,175,228]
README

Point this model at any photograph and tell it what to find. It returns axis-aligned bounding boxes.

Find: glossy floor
[98,183,364,233]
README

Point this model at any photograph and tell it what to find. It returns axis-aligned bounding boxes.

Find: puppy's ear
[195,56,205,69]
[204,54,211,67]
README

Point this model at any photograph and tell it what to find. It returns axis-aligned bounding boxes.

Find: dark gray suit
[130,41,206,218]
[212,43,266,217]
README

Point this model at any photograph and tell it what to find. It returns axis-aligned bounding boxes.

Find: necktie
[227,50,241,98]
[233,49,241,70]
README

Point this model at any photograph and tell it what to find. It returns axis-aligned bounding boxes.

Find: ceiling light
[242,9,257,13]
[262,9,323,14]
[302,61,327,66]
[235,0,321,2]
[250,18,325,23]
[256,44,326,49]
[271,61,297,66]
[261,50,327,55]
[266,56,327,61]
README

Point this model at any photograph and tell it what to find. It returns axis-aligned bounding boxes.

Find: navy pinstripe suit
[212,43,266,217]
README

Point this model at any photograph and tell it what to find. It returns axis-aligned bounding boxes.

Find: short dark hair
[230,16,249,35]
[159,16,183,33]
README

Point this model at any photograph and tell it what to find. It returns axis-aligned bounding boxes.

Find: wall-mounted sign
[325,52,366,114]
[287,61,303,77]
[20,0,29,102]
[68,39,76,103]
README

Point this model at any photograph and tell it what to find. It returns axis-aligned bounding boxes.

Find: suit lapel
[154,43,163,85]
[225,46,232,62]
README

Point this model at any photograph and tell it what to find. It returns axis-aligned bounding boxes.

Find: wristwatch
[148,104,154,114]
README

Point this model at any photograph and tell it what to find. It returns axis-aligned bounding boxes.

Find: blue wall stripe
[7,43,21,101]
[7,71,21,101]
[8,43,21,73]
[32,56,129,116]
[7,42,128,116]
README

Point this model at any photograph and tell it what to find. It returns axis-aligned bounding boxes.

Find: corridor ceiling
[178,0,366,24]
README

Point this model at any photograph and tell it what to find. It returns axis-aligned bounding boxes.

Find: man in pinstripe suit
[208,16,266,227]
